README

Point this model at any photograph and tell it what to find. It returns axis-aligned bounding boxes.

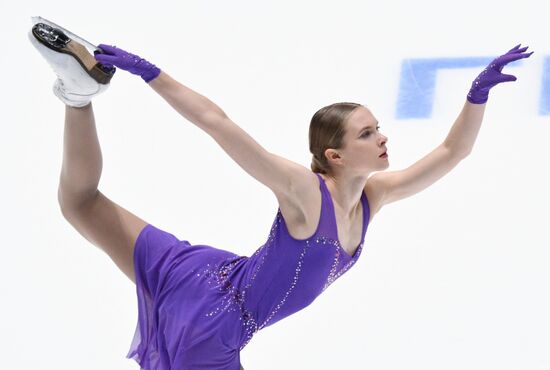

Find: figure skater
[28,17,533,370]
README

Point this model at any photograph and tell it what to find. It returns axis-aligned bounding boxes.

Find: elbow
[456,148,471,160]
[443,143,471,160]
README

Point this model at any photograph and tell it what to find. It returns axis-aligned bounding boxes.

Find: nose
[379,134,388,146]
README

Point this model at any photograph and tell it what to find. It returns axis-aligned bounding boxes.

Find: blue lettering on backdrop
[540,56,550,115]
[396,57,535,119]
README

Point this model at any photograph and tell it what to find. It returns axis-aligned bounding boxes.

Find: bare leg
[58,102,102,206]
[56,101,148,284]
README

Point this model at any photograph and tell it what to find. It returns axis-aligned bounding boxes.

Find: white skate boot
[28,16,116,107]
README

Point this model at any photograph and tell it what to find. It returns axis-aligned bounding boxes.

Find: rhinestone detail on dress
[256,237,310,330]
[195,211,364,351]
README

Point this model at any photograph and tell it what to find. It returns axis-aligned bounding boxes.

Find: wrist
[135,59,160,82]
[467,88,488,104]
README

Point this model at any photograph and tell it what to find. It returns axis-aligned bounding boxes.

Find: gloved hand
[94,44,161,83]
[467,44,533,104]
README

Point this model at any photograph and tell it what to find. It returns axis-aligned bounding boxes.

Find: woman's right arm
[153,72,318,200]
[148,71,228,130]
[94,44,313,199]
[148,72,318,202]
[94,44,227,129]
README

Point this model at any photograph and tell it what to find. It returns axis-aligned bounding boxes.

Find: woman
[29,17,532,370]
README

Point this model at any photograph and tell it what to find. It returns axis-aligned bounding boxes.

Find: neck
[320,173,367,218]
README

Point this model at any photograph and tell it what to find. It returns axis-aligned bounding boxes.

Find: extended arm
[148,71,227,128]
[94,45,305,197]
[443,101,485,156]
[147,71,309,196]
[369,44,533,206]
[93,44,226,126]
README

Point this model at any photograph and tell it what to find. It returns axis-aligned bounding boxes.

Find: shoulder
[277,171,386,224]
[364,173,387,222]
[275,170,320,228]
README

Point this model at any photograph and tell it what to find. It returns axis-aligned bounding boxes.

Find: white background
[2,1,549,369]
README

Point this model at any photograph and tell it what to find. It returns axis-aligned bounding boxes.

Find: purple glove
[94,44,161,83]
[467,44,533,104]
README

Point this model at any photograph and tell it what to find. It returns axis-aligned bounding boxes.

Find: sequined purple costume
[127,173,370,370]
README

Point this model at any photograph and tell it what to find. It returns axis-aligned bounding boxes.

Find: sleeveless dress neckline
[315,173,370,259]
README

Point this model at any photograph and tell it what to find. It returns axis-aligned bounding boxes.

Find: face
[326,106,389,173]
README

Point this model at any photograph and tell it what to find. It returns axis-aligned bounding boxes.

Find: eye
[361,126,381,138]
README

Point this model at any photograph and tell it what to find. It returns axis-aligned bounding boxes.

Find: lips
[379,151,387,157]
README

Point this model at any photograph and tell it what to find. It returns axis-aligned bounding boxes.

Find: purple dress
[127,173,370,370]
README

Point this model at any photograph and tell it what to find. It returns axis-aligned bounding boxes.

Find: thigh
[60,190,149,284]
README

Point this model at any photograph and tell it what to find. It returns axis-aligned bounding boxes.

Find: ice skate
[28,16,116,107]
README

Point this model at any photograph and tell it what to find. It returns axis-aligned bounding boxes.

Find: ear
[324,148,342,166]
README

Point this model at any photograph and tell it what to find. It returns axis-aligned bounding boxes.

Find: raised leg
[58,103,148,284]
[58,103,102,203]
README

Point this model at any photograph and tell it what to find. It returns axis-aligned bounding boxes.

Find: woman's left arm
[447,44,534,155]
[368,45,533,207]
[443,100,486,156]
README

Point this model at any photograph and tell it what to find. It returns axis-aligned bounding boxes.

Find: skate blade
[31,16,98,52]
[30,16,115,85]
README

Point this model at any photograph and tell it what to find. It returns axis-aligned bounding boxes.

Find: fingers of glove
[493,51,532,68]
[94,53,118,64]
[97,44,120,56]
[506,50,533,62]
[474,72,516,88]
[504,46,530,57]
[496,73,518,83]
[507,44,522,53]
[513,46,530,54]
